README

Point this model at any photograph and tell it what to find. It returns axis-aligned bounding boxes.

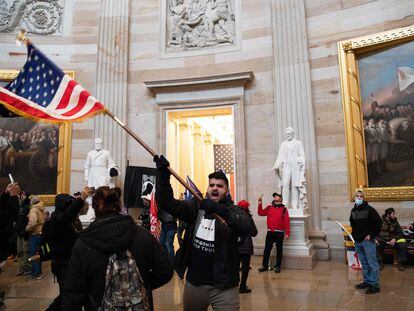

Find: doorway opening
[166,106,236,200]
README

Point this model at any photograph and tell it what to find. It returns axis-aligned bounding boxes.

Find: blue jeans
[355,240,379,288]
[29,234,42,276]
[160,227,176,261]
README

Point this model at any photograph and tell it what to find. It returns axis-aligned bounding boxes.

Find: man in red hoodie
[257,192,290,273]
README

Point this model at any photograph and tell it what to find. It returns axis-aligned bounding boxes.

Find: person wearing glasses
[350,190,382,294]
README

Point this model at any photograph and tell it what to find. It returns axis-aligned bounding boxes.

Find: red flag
[0,43,105,123]
[149,191,161,240]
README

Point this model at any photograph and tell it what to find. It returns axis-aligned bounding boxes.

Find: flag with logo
[333,221,362,270]
[184,175,203,201]
[0,43,105,123]
[149,191,161,240]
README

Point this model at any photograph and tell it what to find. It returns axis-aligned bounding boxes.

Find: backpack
[38,219,53,262]
[99,250,150,311]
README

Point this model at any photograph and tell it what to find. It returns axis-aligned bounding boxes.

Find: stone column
[204,133,214,183]
[179,120,191,194]
[94,0,129,176]
[271,0,328,260]
[192,124,205,191]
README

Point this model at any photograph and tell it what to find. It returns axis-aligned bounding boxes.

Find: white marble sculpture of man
[273,127,307,209]
[84,138,119,189]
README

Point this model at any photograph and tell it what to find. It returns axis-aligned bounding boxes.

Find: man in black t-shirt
[154,155,254,310]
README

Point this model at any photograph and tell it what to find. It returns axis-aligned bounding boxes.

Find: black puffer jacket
[62,213,173,311]
[350,201,382,243]
[156,175,255,289]
[237,209,258,255]
[49,194,84,265]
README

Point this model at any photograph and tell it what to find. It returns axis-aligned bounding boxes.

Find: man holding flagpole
[154,155,254,311]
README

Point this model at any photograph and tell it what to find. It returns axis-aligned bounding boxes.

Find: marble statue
[84,138,119,189]
[167,0,236,51]
[273,127,307,209]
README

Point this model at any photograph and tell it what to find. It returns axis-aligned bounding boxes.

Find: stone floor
[1,256,413,310]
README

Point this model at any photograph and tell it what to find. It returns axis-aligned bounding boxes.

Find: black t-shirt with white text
[186,213,216,286]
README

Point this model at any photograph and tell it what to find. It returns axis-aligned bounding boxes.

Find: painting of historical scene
[358,40,414,187]
[0,117,59,194]
[167,0,236,51]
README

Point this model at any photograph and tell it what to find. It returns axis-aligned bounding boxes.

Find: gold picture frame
[0,70,73,205]
[338,25,414,201]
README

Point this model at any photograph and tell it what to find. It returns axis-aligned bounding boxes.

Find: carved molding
[0,0,64,35]
[340,25,414,52]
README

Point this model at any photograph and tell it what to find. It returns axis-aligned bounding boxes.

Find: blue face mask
[355,198,363,206]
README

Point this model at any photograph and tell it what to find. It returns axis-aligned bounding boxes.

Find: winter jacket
[155,174,254,289]
[14,198,30,238]
[258,202,291,237]
[349,201,382,243]
[379,215,403,241]
[26,201,45,236]
[0,192,19,261]
[49,195,85,265]
[237,209,258,255]
[61,213,173,311]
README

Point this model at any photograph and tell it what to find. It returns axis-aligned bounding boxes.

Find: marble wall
[1,0,414,259]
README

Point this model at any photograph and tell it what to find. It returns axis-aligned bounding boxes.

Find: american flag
[149,191,161,241]
[0,43,105,123]
[214,144,234,173]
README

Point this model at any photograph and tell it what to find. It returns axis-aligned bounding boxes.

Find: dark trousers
[262,231,284,268]
[46,264,67,311]
[377,240,407,264]
[238,254,251,288]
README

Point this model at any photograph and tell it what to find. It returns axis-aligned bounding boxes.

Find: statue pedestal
[282,208,316,270]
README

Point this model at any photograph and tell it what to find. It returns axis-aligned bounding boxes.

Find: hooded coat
[62,213,173,311]
[26,201,45,236]
[49,194,85,265]
[0,192,19,261]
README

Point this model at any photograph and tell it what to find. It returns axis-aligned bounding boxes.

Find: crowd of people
[363,102,414,182]
[1,154,414,310]
[0,126,58,174]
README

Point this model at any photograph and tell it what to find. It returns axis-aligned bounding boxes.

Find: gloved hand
[109,168,118,177]
[200,198,219,214]
[153,155,171,178]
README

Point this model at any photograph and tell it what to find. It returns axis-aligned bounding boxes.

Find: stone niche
[161,0,241,58]
[0,0,64,35]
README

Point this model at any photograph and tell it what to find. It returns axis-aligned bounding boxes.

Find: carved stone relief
[167,0,237,52]
[0,0,64,35]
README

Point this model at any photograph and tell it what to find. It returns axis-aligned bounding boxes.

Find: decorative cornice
[340,25,414,52]
[144,71,254,91]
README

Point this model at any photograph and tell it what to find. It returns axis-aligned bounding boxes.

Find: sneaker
[355,282,370,289]
[379,262,384,270]
[274,267,281,273]
[397,264,405,271]
[16,270,26,276]
[239,286,252,294]
[258,266,269,272]
[365,286,380,294]
[26,274,43,281]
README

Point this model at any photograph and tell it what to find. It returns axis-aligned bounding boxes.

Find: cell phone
[89,187,96,194]
[8,173,15,184]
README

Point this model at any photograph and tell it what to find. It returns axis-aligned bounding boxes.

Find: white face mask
[355,198,363,206]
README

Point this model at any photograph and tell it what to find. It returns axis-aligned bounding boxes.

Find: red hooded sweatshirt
[258,202,290,237]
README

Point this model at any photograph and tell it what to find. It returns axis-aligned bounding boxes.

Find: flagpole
[105,109,204,202]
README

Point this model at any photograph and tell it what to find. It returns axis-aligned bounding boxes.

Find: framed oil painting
[339,25,414,201]
[0,70,73,205]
